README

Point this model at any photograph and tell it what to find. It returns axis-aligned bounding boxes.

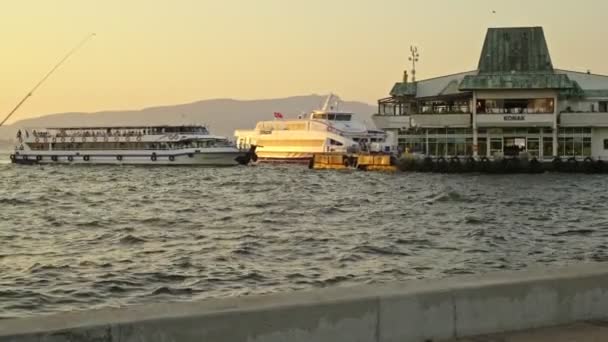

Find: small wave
[353,245,409,257]
[139,272,189,282]
[75,220,104,228]
[464,216,484,225]
[78,261,112,268]
[28,263,70,274]
[443,268,475,275]
[395,238,433,246]
[0,198,31,205]
[425,191,465,204]
[151,287,193,296]
[552,229,595,237]
[320,206,349,214]
[119,235,147,245]
[316,274,354,286]
[236,272,267,282]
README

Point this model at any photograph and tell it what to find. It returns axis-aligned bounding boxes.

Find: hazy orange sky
[1,0,608,124]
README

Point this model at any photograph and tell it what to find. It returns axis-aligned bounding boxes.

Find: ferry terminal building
[373,27,608,160]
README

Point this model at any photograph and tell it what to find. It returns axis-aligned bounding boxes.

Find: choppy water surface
[1,153,608,318]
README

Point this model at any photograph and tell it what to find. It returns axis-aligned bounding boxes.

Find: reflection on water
[1,154,607,318]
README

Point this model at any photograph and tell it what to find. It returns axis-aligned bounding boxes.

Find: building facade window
[558,128,592,157]
[543,137,553,158]
[476,98,554,114]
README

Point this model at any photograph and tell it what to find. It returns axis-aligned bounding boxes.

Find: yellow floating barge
[309,153,397,172]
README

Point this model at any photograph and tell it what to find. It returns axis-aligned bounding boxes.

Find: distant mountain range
[0,95,377,141]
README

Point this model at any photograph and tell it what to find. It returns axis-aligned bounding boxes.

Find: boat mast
[0,33,96,128]
[321,93,335,112]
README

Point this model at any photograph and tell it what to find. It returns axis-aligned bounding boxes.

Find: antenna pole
[408,46,420,83]
[0,33,96,128]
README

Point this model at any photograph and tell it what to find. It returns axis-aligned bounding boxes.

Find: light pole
[409,46,420,83]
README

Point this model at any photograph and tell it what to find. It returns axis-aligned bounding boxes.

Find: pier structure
[2,264,608,341]
[374,27,608,162]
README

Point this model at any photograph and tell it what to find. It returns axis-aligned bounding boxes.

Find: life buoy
[60,137,65,143]
[125,136,131,142]
[151,153,157,161]
[117,155,123,161]
[83,155,90,162]
[115,136,120,142]
[9,154,15,161]
[92,137,97,142]
[169,155,175,162]
[43,137,48,143]
[51,155,58,162]
[36,155,42,161]
[136,136,142,142]
[67,156,74,162]
[70,137,75,143]
[82,137,87,143]
[23,155,29,161]
[103,136,109,142]
[35,137,40,143]
[51,137,57,143]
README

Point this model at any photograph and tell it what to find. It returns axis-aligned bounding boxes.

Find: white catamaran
[234,94,394,163]
[11,125,255,166]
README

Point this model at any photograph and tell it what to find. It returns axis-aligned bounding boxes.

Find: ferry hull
[11,150,248,166]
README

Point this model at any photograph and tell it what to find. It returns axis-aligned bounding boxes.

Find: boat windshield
[334,114,352,121]
[312,113,352,121]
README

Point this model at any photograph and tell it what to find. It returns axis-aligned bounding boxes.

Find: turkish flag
[273,112,284,119]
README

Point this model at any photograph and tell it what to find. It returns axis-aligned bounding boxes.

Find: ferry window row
[26,141,218,151]
[312,113,352,121]
[476,98,555,114]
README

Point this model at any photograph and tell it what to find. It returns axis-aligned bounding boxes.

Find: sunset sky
[1,0,607,124]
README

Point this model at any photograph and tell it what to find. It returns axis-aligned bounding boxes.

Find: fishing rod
[0,32,96,128]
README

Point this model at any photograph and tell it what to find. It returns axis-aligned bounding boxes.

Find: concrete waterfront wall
[2,263,608,342]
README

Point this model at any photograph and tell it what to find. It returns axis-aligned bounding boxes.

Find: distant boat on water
[10,125,255,166]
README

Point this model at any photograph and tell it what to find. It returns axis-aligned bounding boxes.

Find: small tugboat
[10,125,255,166]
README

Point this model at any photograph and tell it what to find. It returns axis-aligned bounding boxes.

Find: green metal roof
[459,27,583,92]
[390,82,417,97]
[478,27,554,74]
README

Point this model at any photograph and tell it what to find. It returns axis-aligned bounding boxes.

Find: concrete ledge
[2,263,608,342]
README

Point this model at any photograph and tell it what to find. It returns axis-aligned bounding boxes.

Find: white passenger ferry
[10,125,255,166]
[234,95,393,162]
